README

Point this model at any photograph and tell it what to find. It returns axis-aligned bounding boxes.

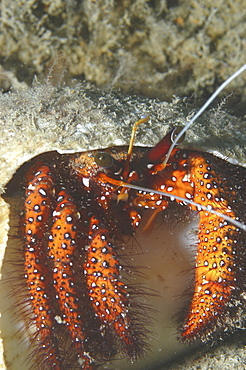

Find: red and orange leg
[142,149,243,341]
[23,165,62,368]
[47,190,93,369]
[85,215,145,360]
[180,154,240,340]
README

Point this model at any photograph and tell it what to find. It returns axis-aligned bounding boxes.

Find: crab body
[10,126,246,369]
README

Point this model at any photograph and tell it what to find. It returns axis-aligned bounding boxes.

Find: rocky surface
[0,0,245,103]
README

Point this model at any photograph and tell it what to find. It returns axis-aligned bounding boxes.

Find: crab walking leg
[47,190,93,369]
[23,165,62,369]
[181,211,238,340]
[133,144,244,341]
[84,216,144,361]
[180,154,241,340]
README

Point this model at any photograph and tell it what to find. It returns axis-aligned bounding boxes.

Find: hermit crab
[0,65,246,370]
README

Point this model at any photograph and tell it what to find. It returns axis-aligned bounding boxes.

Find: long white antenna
[123,183,246,232]
[163,63,246,166]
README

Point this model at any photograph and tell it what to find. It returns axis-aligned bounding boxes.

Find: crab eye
[95,152,114,168]
[171,126,186,144]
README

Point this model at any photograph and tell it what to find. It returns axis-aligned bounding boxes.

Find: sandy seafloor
[0,1,245,369]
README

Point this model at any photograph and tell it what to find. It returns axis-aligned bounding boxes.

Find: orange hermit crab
[1,65,246,370]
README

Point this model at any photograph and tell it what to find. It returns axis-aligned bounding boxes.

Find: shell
[0,84,245,369]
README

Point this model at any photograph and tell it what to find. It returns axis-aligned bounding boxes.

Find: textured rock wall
[0,0,245,102]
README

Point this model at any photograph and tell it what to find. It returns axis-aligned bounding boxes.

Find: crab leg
[84,215,144,360]
[23,165,62,369]
[47,190,94,369]
[145,149,242,341]
[180,154,240,340]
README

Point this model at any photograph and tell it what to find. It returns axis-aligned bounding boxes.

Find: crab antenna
[123,113,149,179]
[117,114,150,202]
[163,63,246,166]
[127,114,150,157]
[122,182,246,232]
